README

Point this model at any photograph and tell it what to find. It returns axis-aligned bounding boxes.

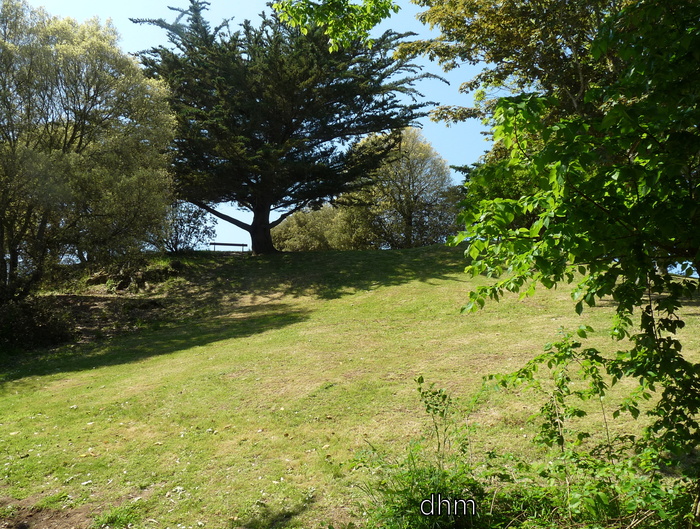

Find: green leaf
[468,242,481,260]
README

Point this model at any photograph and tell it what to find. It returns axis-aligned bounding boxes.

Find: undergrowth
[359,369,698,529]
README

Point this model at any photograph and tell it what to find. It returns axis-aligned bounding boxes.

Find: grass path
[1,246,698,527]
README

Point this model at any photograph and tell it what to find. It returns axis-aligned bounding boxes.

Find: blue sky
[35,0,490,246]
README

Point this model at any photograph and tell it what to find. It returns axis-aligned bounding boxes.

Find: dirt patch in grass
[0,496,92,529]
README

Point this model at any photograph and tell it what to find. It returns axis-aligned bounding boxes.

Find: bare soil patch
[0,497,92,529]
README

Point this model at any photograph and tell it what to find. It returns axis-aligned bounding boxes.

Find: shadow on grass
[233,497,315,529]
[675,296,700,317]
[185,245,468,305]
[593,290,700,315]
[0,302,310,384]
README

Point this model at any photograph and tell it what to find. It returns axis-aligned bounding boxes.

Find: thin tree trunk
[0,221,7,302]
[404,211,414,249]
[21,213,49,299]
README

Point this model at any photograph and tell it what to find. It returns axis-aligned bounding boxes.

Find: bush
[272,204,379,251]
[0,298,75,351]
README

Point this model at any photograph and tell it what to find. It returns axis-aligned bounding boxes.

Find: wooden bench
[209,242,249,251]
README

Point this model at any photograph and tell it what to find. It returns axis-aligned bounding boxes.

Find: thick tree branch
[189,200,251,232]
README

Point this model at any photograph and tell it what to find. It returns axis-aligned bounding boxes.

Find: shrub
[0,297,75,351]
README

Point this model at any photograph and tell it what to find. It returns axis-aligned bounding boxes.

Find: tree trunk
[404,211,414,249]
[250,204,278,255]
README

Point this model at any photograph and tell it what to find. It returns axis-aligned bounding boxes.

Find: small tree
[357,128,461,249]
[152,201,217,253]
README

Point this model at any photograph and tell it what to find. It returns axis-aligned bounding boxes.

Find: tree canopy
[133,1,432,254]
[273,0,399,51]
[351,127,460,249]
[0,0,173,304]
[400,0,630,121]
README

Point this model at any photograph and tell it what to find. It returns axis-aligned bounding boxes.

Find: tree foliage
[455,144,540,230]
[273,0,399,51]
[0,0,173,303]
[150,201,217,253]
[134,1,432,254]
[275,0,631,119]
[353,127,461,249]
[272,204,378,252]
[455,0,700,456]
[401,0,631,121]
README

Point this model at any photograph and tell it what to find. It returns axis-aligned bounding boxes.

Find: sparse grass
[34,491,74,510]
[91,501,143,528]
[1,245,698,527]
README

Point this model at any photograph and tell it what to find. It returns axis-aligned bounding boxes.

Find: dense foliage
[0,0,173,305]
[273,0,399,50]
[456,0,700,456]
[134,1,431,254]
[272,204,379,252]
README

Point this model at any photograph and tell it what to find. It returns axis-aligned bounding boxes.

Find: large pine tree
[133,1,431,254]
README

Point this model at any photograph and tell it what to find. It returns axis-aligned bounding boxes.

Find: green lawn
[1,246,698,528]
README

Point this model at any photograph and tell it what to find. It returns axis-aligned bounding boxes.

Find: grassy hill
[1,246,698,528]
